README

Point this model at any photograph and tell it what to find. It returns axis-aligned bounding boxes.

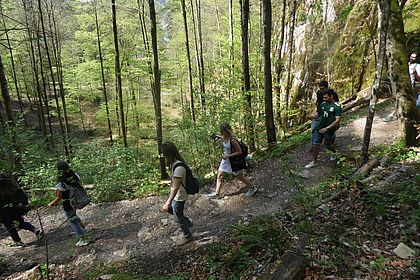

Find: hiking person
[47,161,89,247]
[409,53,420,110]
[305,90,342,168]
[385,52,420,121]
[0,173,43,247]
[161,141,194,246]
[308,81,339,137]
[207,123,257,199]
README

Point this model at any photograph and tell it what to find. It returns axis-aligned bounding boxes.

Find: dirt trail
[0,108,401,279]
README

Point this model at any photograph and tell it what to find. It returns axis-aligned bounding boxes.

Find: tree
[111,0,127,147]
[361,0,389,164]
[0,55,15,125]
[262,0,276,144]
[148,0,168,179]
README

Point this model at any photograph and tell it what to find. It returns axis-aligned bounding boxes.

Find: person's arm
[319,116,341,134]
[162,176,181,212]
[47,190,63,207]
[225,139,242,159]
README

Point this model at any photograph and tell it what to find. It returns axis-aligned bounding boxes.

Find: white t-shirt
[171,161,188,202]
[409,62,420,86]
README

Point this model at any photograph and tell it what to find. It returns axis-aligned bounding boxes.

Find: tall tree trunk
[262,0,276,144]
[111,0,127,147]
[274,0,286,125]
[361,0,389,164]
[23,0,47,137]
[38,0,70,157]
[229,0,234,74]
[180,0,195,122]
[189,0,202,107]
[0,55,15,125]
[148,0,168,179]
[94,1,113,142]
[195,0,205,108]
[284,0,296,128]
[0,3,26,126]
[240,0,255,151]
[387,0,419,146]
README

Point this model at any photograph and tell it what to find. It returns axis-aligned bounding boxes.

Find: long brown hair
[161,141,185,165]
[220,122,234,140]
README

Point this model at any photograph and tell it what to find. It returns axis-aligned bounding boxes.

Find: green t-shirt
[317,101,342,130]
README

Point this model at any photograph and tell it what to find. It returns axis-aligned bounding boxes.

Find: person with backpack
[0,173,43,248]
[207,123,257,199]
[47,161,89,247]
[408,53,420,110]
[161,141,194,246]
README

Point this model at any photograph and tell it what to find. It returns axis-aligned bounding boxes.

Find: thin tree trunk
[195,0,205,108]
[274,0,286,125]
[284,0,296,128]
[240,0,255,151]
[111,0,127,147]
[262,0,276,144]
[38,0,70,157]
[94,1,113,142]
[148,0,168,179]
[361,0,389,164]
[17,54,33,110]
[180,0,195,122]
[189,0,202,105]
[229,0,234,74]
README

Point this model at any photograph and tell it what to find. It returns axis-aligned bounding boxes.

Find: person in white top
[208,123,257,199]
[161,141,193,246]
[408,53,420,109]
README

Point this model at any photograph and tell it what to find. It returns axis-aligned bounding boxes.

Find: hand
[222,154,229,160]
[162,202,170,212]
[319,128,328,134]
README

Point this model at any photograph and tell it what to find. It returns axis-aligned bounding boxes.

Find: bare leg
[235,174,251,187]
[312,144,321,163]
[215,170,225,195]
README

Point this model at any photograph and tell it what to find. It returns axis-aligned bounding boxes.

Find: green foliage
[206,215,286,278]
[0,255,7,272]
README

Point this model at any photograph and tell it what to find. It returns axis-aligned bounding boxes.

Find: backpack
[13,188,31,216]
[65,182,91,210]
[229,138,248,172]
[173,162,200,195]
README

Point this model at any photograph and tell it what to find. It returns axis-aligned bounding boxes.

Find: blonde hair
[220,123,234,139]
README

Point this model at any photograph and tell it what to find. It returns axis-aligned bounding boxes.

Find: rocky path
[0,107,402,279]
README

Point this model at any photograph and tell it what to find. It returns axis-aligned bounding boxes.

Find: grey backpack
[66,182,91,210]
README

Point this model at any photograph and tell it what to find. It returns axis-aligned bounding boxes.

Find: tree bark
[0,55,15,125]
[240,0,255,151]
[180,0,196,122]
[148,0,168,179]
[262,0,276,144]
[111,0,128,147]
[361,0,389,164]
[387,0,419,146]
[94,1,113,142]
[274,0,286,125]
[195,0,205,109]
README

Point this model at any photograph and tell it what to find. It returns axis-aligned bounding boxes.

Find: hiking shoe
[10,241,25,248]
[207,193,223,199]
[76,238,90,247]
[187,219,193,227]
[175,235,193,246]
[244,186,258,197]
[330,154,338,161]
[305,161,318,169]
[35,230,44,241]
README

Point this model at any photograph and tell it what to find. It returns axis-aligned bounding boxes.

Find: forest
[0,0,419,278]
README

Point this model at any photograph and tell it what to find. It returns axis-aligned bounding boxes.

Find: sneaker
[174,235,193,246]
[207,193,223,199]
[330,154,338,161]
[10,241,25,248]
[76,238,90,247]
[244,186,258,197]
[383,114,395,122]
[305,161,318,169]
[35,230,44,241]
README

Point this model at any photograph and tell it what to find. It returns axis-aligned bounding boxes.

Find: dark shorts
[312,129,336,146]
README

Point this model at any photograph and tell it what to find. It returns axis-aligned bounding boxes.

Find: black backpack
[173,162,199,195]
[13,188,30,216]
[229,138,248,171]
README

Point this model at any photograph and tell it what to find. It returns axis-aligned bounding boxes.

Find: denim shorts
[312,129,336,146]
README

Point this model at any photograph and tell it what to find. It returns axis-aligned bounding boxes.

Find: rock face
[269,251,305,280]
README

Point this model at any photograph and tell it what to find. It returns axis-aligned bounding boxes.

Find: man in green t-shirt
[305,90,342,168]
